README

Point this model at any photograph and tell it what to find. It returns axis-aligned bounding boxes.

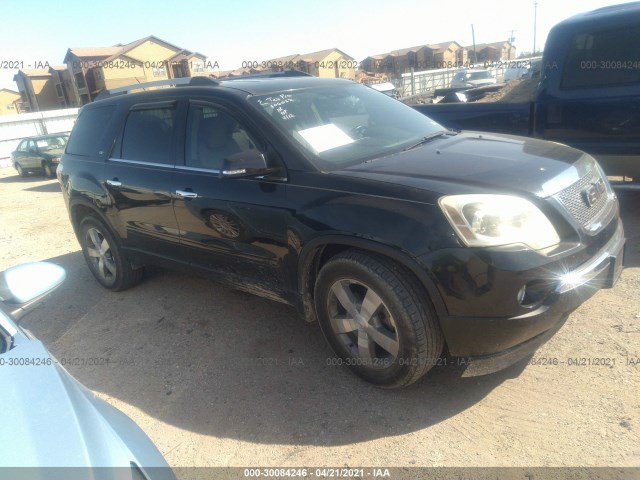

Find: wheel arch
[68,199,115,241]
[297,235,448,323]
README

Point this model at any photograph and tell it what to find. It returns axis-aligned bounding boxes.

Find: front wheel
[16,164,26,177]
[314,250,444,388]
[79,215,143,291]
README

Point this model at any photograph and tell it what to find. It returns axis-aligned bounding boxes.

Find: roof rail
[95,76,219,100]
[221,70,313,81]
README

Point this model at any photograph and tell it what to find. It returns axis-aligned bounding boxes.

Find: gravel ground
[0,166,638,472]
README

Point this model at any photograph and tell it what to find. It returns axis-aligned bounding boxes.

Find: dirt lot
[476,78,540,103]
[0,166,638,472]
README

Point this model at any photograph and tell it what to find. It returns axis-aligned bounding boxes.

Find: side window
[120,107,176,164]
[17,141,26,152]
[67,105,117,156]
[562,25,640,89]
[27,141,35,152]
[185,105,257,170]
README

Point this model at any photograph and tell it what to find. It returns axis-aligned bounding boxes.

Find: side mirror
[219,149,277,179]
[0,262,66,322]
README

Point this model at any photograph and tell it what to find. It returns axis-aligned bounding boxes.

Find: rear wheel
[314,250,444,388]
[42,161,54,178]
[79,215,143,291]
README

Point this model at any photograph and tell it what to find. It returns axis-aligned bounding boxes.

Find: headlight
[439,194,560,250]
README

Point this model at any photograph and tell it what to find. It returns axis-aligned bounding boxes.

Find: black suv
[58,74,625,388]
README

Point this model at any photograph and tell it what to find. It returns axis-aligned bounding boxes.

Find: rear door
[24,140,39,169]
[172,101,291,299]
[12,140,27,167]
[104,99,183,261]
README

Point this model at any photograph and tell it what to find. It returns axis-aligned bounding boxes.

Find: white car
[450,69,496,88]
[0,262,175,478]
[504,58,543,81]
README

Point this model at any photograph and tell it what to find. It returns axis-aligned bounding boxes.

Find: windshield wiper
[403,131,448,151]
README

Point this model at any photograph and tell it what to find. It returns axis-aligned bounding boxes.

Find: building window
[152,65,166,77]
[94,69,103,81]
[75,72,86,89]
[192,62,204,73]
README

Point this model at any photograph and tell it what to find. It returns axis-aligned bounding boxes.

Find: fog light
[518,280,554,308]
[517,286,526,304]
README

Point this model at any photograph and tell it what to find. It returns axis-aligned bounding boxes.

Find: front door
[172,102,291,300]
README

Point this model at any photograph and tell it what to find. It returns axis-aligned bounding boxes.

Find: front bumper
[439,219,625,376]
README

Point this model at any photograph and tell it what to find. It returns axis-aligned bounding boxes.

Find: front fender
[297,234,449,321]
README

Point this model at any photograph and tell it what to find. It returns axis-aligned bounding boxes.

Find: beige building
[428,41,468,67]
[259,48,357,79]
[466,42,517,62]
[295,49,357,79]
[50,65,75,108]
[362,41,468,78]
[361,45,435,76]
[0,88,21,116]
[13,65,79,112]
[12,36,210,111]
[62,36,209,105]
[13,69,60,112]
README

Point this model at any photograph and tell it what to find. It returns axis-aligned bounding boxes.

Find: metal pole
[471,24,477,64]
[533,1,538,56]
[410,67,415,96]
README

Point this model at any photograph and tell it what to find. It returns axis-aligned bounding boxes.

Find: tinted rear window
[66,105,116,156]
[120,107,176,164]
[562,25,640,89]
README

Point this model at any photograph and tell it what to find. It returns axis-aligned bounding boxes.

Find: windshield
[35,135,68,151]
[466,71,492,81]
[249,84,444,170]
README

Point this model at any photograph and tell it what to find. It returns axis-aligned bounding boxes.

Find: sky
[0,0,627,90]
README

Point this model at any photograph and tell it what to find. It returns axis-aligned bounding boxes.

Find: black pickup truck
[413,2,640,180]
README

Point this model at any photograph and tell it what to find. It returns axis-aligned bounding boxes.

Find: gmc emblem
[582,178,606,207]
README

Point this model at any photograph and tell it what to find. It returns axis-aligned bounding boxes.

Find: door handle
[175,190,198,199]
[106,179,122,187]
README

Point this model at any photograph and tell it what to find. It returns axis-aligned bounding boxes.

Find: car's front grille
[556,167,610,229]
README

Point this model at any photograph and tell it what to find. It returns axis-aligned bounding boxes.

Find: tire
[79,215,143,291]
[16,163,26,177]
[42,161,54,178]
[314,250,444,388]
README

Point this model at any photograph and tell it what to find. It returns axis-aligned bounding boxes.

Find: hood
[0,331,173,477]
[340,132,591,198]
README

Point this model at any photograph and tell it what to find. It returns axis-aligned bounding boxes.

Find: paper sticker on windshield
[297,124,354,153]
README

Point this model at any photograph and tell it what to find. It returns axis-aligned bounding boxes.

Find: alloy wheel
[209,213,241,238]
[85,227,117,282]
[326,278,400,368]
